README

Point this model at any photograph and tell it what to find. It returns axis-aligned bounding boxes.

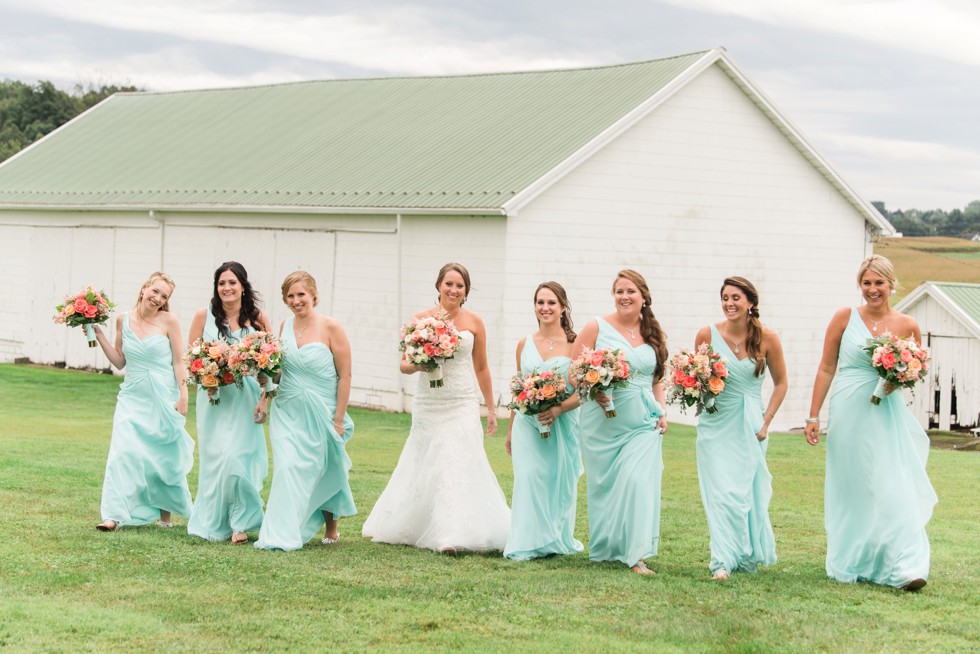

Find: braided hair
[614,270,668,382]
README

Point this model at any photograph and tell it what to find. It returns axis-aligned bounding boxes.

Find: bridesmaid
[255,272,356,551]
[187,261,271,544]
[503,282,584,561]
[694,276,786,580]
[804,255,937,591]
[572,269,669,575]
[93,272,194,531]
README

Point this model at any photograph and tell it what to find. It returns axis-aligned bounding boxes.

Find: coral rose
[583,369,601,385]
[681,375,698,388]
[200,374,219,388]
[880,351,897,369]
[73,298,88,313]
[708,377,725,394]
[590,351,605,366]
[84,305,98,318]
[190,358,205,373]
[900,349,913,363]
[713,362,727,377]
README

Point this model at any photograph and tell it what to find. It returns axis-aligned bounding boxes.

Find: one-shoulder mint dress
[255,318,356,550]
[504,334,584,561]
[825,309,938,587]
[579,318,665,567]
[187,311,267,541]
[696,325,776,576]
[99,314,194,525]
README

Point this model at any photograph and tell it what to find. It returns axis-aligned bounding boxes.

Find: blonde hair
[856,254,899,290]
[136,272,175,312]
[281,271,319,306]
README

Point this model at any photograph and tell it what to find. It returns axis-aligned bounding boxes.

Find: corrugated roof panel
[935,282,980,328]
[0,52,707,210]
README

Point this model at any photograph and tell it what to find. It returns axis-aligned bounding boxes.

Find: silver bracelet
[804,417,820,424]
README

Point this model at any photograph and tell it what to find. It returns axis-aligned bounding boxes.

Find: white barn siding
[903,295,980,429]
[501,64,873,430]
[0,225,31,360]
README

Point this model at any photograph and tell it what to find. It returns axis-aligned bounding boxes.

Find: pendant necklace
[625,327,638,340]
[295,321,308,340]
[544,337,559,351]
[732,339,743,355]
[869,318,883,333]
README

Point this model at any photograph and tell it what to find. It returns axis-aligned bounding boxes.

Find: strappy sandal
[321,536,340,545]
[158,521,173,528]
[96,520,119,532]
[231,531,249,544]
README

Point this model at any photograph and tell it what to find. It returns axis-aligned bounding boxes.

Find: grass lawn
[1,364,978,653]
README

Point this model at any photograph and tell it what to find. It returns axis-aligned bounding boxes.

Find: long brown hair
[614,269,668,381]
[135,272,175,312]
[534,281,576,343]
[721,276,765,377]
[435,262,471,305]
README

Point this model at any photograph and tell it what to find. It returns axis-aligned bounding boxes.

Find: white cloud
[0,0,588,78]
[660,0,980,69]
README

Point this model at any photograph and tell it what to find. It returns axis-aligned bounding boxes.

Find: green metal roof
[934,282,980,328]
[0,51,709,211]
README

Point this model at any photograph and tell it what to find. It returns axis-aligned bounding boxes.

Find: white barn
[0,48,893,430]
[896,282,980,430]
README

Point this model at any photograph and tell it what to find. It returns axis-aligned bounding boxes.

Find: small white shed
[896,282,980,430]
[0,48,893,429]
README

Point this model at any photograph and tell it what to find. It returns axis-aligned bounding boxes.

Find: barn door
[928,335,967,430]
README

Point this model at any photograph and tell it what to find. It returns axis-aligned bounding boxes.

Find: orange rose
[64,304,76,316]
[200,374,219,388]
[584,369,601,385]
[541,384,557,399]
[708,377,725,394]
[208,345,223,360]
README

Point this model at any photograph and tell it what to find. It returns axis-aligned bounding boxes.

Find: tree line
[0,80,138,162]
[873,201,980,238]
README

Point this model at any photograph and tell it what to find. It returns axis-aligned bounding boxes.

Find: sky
[2,0,978,211]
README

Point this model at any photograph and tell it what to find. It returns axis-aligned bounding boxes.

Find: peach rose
[64,304,76,317]
[208,345,224,360]
[200,374,219,388]
[541,384,557,400]
[584,369,601,385]
[708,377,725,394]
[907,358,922,374]
[900,349,913,363]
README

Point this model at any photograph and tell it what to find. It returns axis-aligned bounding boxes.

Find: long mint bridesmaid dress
[99,314,194,525]
[579,318,665,567]
[255,318,356,551]
[696,324,776,576]
[503,334,584,561]
[825,309,938,587]
[187,311,267,541]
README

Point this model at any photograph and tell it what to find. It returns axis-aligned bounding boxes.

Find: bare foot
[96,520,118,532]
[231,531,249,544]
[631,561,656,575]
[711,569,730,580]
[441,546,459,556]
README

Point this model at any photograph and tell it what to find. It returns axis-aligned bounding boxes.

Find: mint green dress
[504,335,583,561]
[255,319,356,551]
[825,309,937,587]
[187,311,267,541]
[100,314,194,525]
[696,325,776,576]
[580,318,665,567]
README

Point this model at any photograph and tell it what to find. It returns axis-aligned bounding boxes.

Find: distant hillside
[876,236,980,303]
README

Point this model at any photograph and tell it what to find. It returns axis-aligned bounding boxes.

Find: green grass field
[876,236,980,303]
[1,364,978,653]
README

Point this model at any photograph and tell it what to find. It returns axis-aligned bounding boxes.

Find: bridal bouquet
[507,369,572,438]
[399,314,461,388]
[863,332,929,405]
[53,286,116,347]
[184,338,242,405]
[667,343,728,415]
[569,347,631,418]
[229,331,284,397]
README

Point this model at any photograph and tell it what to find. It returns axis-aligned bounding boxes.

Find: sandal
[231,531,249,544]
[321,536,340,545]
[902,578,927,592]
[96,520,119,532]
[158,521,173,528]
[712,569,730,581]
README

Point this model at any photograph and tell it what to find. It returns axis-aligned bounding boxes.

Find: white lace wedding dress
[362,331,511,551]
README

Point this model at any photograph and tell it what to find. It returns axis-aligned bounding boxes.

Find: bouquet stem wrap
[83,324,97,348]
[870,378,887,405]
[427,357,445,388]
[603,390,617,419]
[535,420,552,439]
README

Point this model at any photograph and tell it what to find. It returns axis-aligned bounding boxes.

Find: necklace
[732,339,743,355]
[867,311,889,333]
[295,320,310,340]
[544,337,559,351]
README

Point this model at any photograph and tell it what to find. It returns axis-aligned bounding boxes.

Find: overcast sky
[2,0,977,211]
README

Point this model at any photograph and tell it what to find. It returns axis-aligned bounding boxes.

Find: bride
[362,262,510,553]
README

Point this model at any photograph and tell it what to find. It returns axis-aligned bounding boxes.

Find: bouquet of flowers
[399,314,461,388]
[506,369,572,438]
[568,347,631,418]
[667,343,728,415]
[863,332,929,405]
[184,338,242,405]
[228,331,284,397]
[53,286,116,347]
